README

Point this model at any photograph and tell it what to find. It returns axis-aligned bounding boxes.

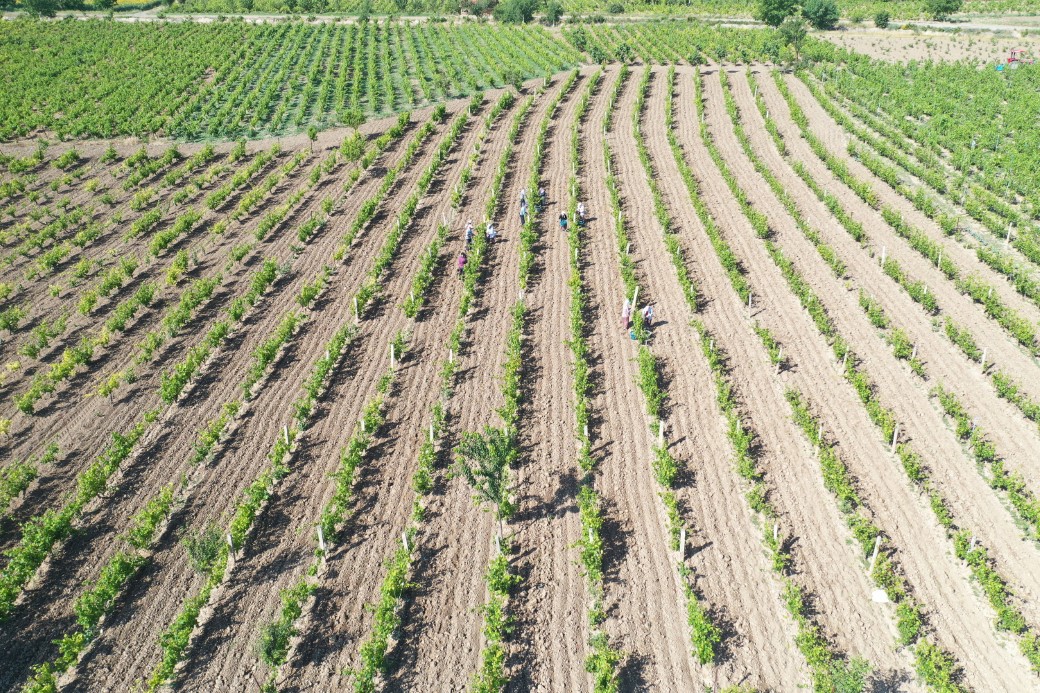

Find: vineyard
[4,14,1040,693]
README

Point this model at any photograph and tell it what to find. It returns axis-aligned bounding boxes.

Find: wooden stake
[354,296,359,324]
[625,242,631,254]
[632,286,639,308]
[867,536,881,575]
[318,527,326,554]
[936,250,942,268]
[679,527,687,559]
[981,348,987,370]
[402,531,410,552]
[583,424,589,439]
[773,522,779,543]
[361,418,366,433]
[658,421,665,447]
[911,345,917,361]
[430,423,435,442]
[390,343,396,368]
[748,292,753,310]
[227,533,235,555]
[449,348,454,364]
[841,352,848,371]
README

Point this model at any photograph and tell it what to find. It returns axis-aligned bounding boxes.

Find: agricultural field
[3,16,1040,693]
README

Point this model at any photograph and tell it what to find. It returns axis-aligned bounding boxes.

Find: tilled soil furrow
[505,68,599,692]
[682,67,1035,688]
[382,73,578,692]
[775,74,1040,409]
[0,126,419,552]
[24,111,466,691]
[177,95,516,692]
[593,65,702,691]
[751,71,1040,627]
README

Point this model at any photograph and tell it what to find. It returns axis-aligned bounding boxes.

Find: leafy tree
[454,426,515,537]
[925,0,961,20]
[342,107,365,132]
[307,125,318,152]
[22,0,60,17]
[340,132,365,161]
[874,10,890,27]
[778,15,808,50]
[492,0,537,23]
[570,24,589,51]
[803,0,839,29]
[93,0,115,10]
[544,0,563,24]
[607,1,624,13]
[755,0,797,27]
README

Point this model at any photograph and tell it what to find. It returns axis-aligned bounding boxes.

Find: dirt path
[377,73,580,693]
[174,92,516,693]
[51,109,471,691]
[779,73,1040,407]
[687,66,1036,688]
[503,69,601,691]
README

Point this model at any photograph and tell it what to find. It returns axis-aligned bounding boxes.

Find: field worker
[537,187,547,211]
[642,304,654,328]
[457,251,467,278]
[559,211,568,232]
[577,201,586,220]
[621,298,632,329]
[519,200,528,226]
[520,188,527,206]
[486,221,497,242]
[465,219,474,247]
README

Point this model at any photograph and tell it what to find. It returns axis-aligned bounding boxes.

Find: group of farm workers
[455,188,654,338]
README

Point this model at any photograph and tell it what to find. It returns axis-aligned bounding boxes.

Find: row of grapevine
[564,69,623,691]
[140,97,480,691]
[710,67,982,689]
